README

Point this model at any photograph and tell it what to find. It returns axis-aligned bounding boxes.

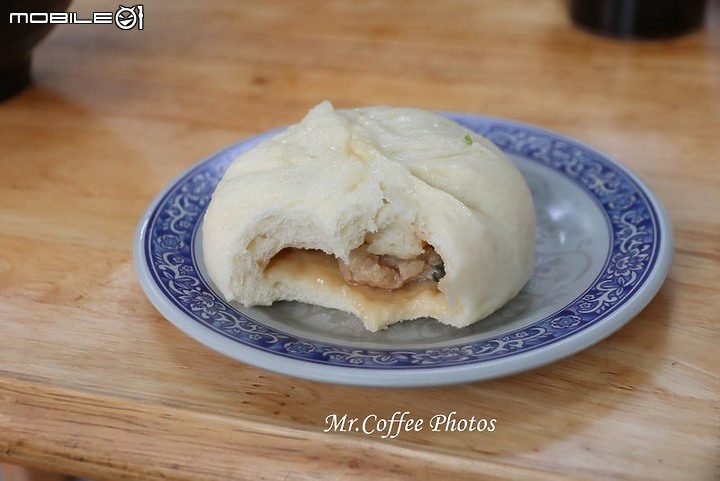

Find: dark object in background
[569,0,707,39]
[0,0,72,102]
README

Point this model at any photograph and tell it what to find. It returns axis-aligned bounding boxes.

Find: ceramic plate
[134,113,672,387]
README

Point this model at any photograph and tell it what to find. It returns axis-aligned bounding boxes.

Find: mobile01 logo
[9,5,144,31]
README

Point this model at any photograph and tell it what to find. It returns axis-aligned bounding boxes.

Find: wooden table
[1,1,718,480]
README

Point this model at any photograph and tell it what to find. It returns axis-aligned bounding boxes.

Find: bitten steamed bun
[202,101,535,332]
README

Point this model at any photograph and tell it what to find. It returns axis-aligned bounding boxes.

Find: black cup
[0,0,72,101]
[569,0,707,39]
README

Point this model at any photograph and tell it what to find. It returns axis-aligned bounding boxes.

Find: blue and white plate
[134,114,672,387]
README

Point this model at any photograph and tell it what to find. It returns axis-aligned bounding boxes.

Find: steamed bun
[202,101,535,332]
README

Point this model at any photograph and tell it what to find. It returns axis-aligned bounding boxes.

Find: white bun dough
[202,101,535,332]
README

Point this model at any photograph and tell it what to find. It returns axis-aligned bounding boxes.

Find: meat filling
[338,243,444,290]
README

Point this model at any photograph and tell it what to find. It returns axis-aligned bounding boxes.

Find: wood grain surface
[1,1,718,480]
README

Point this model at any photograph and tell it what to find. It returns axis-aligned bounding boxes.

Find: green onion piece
[463,134,473,145]
[431,262,446,282]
